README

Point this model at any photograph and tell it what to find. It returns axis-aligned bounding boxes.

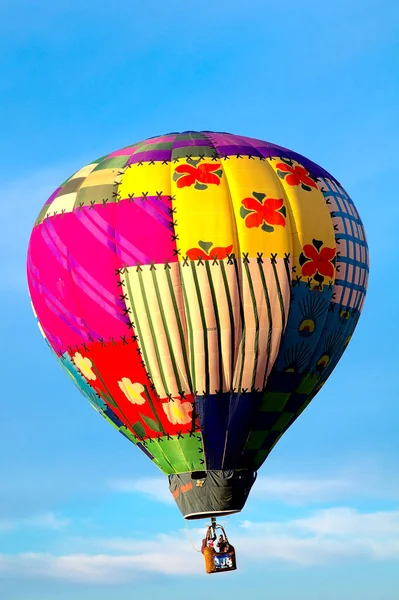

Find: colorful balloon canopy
[27,131,369,519]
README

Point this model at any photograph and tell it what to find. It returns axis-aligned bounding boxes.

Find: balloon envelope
[27,131,369,518]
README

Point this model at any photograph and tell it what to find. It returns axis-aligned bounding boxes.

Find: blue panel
[196,391,265,470]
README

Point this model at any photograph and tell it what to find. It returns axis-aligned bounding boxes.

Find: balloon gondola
[201,517,236,574]
[27,131,369,571]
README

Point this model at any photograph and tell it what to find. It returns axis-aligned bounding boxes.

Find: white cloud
[237,507,399,564]
[110,464,399,508]
[251,475,352,505]
[1,507,399,582]
[0,542,200,583]
[0,512,70,533]
[108,474,353,507]
[293,507,399,537]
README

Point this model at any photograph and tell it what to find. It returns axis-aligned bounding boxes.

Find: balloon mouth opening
[183,509,241,521]
[169,470,257,520]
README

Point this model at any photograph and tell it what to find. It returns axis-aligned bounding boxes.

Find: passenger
[216,534,228,553]
[201,527,214,553]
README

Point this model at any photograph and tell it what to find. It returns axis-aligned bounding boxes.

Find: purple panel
[127,149,171,164]
[173,138,214,149]
[216,144,263,157]
[108,146,140,158]
[204,132,337,182]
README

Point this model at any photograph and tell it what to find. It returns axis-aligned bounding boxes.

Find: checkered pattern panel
[319,178,369,311]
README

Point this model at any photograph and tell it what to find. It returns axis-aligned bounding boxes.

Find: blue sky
[1,0,399,598]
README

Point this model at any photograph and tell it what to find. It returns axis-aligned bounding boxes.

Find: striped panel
[121,262,191,399]
[121,257,289,399]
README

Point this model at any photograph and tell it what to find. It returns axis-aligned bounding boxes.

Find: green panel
[295,373,321,394]
[272,412,295,432]
[175,133,207,141]
[178,434,204,471]
[172,146,216,159]
[93,156,130,170]
[245,430,269,450]
[145,441,175,473]
[91,153,111,164]
[159,438,190,472]
[295,396,313,417]
[145,433,204,474]
[119,426,138,444]
[254,449,269,465]
[140,141,174,151]
[75,184,116,206]
[268,432,284,453]
[260,392,290,412]
[59,177,85,195]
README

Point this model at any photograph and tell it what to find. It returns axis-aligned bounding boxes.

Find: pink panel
[115,198,176,265]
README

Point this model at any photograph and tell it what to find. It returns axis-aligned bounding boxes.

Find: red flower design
[174,163,222,188]
[186,243,233,260]
[241,195,286,229]
[276,162,318,190]
[301,244,336,279]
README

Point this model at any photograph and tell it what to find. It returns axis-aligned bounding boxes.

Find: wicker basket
[202,525,237,574]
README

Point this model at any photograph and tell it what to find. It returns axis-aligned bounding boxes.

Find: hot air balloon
[27,131,369,572]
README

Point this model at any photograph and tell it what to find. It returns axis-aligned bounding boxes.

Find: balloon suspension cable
[210,517,218,541]
[185,520,201,553]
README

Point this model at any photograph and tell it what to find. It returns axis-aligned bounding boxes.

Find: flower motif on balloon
[162,397,193,425]
[118,379,146,405]
[276,159,318,191]
[72,352,96,381]
[173,160,223,190]
[299,239,336,285]
[240,191,286,232]
[186,240,233,261]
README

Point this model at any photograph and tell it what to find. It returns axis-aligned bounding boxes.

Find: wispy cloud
[237,507,399,564]
[0,512,70,533]
[109,464,399,508]
[251,475,352,505]
[1,506,399,582]
[0,548,199,583]
[108,477,174,504]
[108,474,353,507]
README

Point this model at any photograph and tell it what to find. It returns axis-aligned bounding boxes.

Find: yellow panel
[118,162,172,199]
[267,158,336,283]
[69,163,98,180]
[44,192,77,217]
[222,158,293,259]
[171,157,294,261]
[172,159,237,259]
[80,168,120,188]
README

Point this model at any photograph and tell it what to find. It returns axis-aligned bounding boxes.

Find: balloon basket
[202,519,237,574]
[204,545,237,574]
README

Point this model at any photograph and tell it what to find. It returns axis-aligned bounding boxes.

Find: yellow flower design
[118,379,146,405]
[72,352,96,381]
[162,398,193,425]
